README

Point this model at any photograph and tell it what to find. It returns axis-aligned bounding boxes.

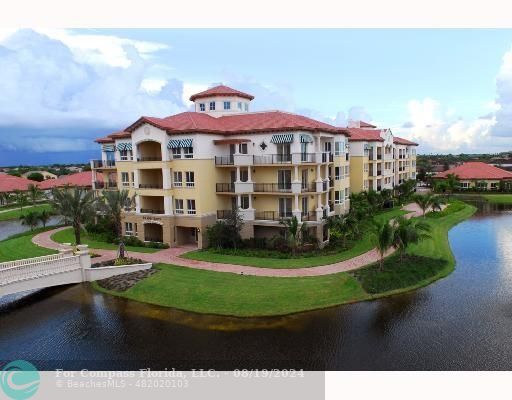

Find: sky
[0,28,512,166]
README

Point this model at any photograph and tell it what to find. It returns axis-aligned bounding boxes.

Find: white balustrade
[0,253,65,270]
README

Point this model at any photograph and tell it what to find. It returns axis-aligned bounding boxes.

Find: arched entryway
[137,141,162,162]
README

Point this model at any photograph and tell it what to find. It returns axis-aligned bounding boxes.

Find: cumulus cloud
[0,29,187,153]
[492,46,512,138]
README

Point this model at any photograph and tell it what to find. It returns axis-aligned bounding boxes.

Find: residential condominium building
[347,121,418,193]
[91,85,351,248]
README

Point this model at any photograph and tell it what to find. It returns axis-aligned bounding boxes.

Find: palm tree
[38,209,53,228]
[413,193,434,217]
[392,216,431,263]
[445,173,459,199]
[0,192,10,207]
[97,190,135,259]
[50,186,96,245]
[280,215,304,255]
[373,221,395,271]
[27,183,43,205]
[430,196,445,213]
[13,190,27,212]
[20,211,40,231]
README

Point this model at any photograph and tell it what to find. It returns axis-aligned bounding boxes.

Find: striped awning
[102,144,115,152]
[180,138,193,147]
[117,143,132,151]
[300,134,313,143]
[270,134,294,144]
[167,139,182,149]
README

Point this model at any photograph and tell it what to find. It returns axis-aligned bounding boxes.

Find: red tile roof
[189,85,254,101]
[38,171,98,190]
[0,173,37,192]
[347,128,384,142]
[125,111,349,136]
[433,162,512,180]
[94,131,130,143]
[393,136,418,146]
[359,121,377,128]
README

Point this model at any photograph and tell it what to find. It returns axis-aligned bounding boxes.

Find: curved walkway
[32,204,428,278]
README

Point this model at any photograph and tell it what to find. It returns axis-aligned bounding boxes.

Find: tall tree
[27,183,43,205]
[38,209,53,228]
[392,216,431,262]
[280,215,305,255]
[445,173,459,199]
[13,190,27,212]
[413,194,434,217]
[50,186,96,245]
[373,221,395,271]
[20,211,40,231]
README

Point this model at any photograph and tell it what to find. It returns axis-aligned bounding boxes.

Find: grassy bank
[0,227,59,263]
[481,194,512,204]
[183,207,408,269]
[51,227,160,254]
[94,202,477,317]
[0,203,52,222]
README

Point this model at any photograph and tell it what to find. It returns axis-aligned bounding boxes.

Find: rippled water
[0,217,60,241]
[1,204,511,370]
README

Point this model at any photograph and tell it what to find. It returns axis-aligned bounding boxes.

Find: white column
[135,195,141,213]
[294,165,299,182]
[237,195,241,207]
[134,169,140,188]
[162,168,172,189]
[247,167,252,182]
[236,167,241,182]
[161,142,169,162]
[164,196,173,215]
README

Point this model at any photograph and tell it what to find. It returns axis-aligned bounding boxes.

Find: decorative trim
[270,134,294,144]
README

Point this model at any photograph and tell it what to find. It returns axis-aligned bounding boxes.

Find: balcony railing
[137,156,162,162]
[299,153,316,163]
[215,155,234,165]
[301,183,316,192]
[253,154,292,164]
[140,208,165,214]
[94,181,117,189]
[139,183,163,189]
[301,211,317,221]
[321,152,334,163]
[253,183,292,193]
[92,159,116,168]
[255,211,293,221]
[216,183,235,192]
[217,210,234,219]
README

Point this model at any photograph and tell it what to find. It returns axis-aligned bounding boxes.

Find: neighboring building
[0,173,36,194]
[38,171,100,192]
[92,85,351,248]
[432,162,512,190]
[347,121,418,193]
[21,170,58,180]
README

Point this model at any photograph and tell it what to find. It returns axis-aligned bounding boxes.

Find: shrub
[146,241,170,249]
[121,235,145,247]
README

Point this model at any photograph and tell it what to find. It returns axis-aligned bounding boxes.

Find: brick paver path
[31,203,430,277]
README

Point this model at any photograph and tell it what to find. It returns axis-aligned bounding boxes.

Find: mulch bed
[96,269,159,292]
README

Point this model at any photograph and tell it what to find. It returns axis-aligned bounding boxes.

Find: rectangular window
[278,198,292,218]
[120,149,131,161]
[172,147,181,159]
[345,165,350,175]
[239,143,248,154]
[364,163,369,172]
[244,103,248,111]
[301,169,309,189]
[125,222,133,235]
[301,196,308,215]
[240,195,249,210]
[131,172,135,187]
[121,172,130,187]
[334,141,344,156]
[335,191,341,204]
[209,101,216,111]
[185,171,195,187]
[173,171,182,187]
[345,188,350,199]
[174,199,184,214]
[183,146,193,159]
[199,103,205,112]
[335,167,341,180]
[239,169,249,182]
[238,101,242,110]
[277,169,292,190]
[223,101,231,110]
[187,199,196,215]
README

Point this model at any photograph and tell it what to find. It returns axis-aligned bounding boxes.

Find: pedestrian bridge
[0,245,152,297]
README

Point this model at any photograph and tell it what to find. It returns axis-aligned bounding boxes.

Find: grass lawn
[93,263,368,317]
[352,200,477,296]
[0,227,59,263]
[0,203,52,222]
[51,227,160,254]
[183,207,409,268]
[480,194,512,204]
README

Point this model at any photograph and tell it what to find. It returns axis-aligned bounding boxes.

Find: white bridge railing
[0,253,66,270]
[0,255,81,286]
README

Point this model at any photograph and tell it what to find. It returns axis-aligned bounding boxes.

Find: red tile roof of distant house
[359,121,377,128]
[189,85,255,101]
[125,111,350,135]
[94,131,130,143]
[347,128,384,142]
[0,173,37,192]
[393,136,418,146]
[38,171,99,190]
[433,162,512,180]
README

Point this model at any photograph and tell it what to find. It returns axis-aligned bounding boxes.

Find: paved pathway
[31,203,430,277]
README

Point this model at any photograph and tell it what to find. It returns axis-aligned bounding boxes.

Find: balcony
[217,210,234,219]
[301,211,318,222]
[92,159,116,169]
[94,181,117,189]
[216,183,235,193]
[321,152,334,163]
[139,183,163,189]
[137,156,162,162]
[215,155,234,166]
[253,183,292,193]
[255,211,293,221]
[140,208,165,214]
[253,154,292,164]
[301,183,316,193]
[298,153,316,163]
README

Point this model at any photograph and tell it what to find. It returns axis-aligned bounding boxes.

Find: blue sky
[1,29,512,166]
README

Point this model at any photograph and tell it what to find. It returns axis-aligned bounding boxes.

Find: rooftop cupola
[189,84,254,117]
